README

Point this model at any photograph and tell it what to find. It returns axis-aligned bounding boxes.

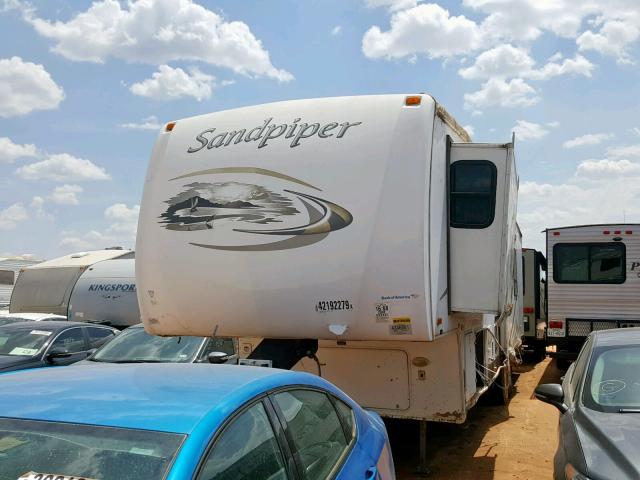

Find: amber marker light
[405,95,422,106]
[165,121,177,132]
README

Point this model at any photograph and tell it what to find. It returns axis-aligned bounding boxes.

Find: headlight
[565,463,590,480]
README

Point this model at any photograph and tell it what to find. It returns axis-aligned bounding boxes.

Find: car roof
[591,327,640,347]
[0,363,348,435]
[0,312,66,321]
[0,320,108,330]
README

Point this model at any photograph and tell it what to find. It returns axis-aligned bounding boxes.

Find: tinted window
[0,327,52,356]
[583,345,640,412]
[87,327,116,349]
[273,390,348,480]
[554,243,625,284]
[450,160,497,229]
[570,338,591,400]
[197,402,287,480]
[333,398,356,442]
[0,418,184,480]
[50,328,86,353]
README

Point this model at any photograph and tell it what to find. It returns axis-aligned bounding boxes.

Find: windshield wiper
[619,409,640,413]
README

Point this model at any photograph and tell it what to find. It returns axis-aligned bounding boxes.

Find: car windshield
[0,418,184,480]
[0,327,53,356]
[0,317,29,326]
[91,327,202,363]
[583,345,640,412]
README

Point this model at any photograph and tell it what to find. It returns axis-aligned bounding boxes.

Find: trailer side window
[554,243,625,284]
[450,160,497,229]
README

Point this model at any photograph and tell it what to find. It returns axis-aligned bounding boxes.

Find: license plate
[547,329,565,337]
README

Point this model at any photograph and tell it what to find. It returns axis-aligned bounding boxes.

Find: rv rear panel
[547,225,640,341]
[137,95,438,340]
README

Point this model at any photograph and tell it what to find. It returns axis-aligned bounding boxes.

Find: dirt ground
[389,355,564,480]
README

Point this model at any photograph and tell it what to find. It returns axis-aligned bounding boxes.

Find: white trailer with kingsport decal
[10,249,132,317]
[136,94,523,431]
[546,224,640,362]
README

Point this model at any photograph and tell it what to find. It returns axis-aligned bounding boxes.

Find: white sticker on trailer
[547,329,565,337]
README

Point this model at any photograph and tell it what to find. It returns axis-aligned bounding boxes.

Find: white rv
[546,224,640,360]
[10,249,133,320]
[136,94,523,425]
[67,257,139,327]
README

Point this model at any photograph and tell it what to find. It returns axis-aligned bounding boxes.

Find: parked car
[0,321,118,373]
[0,312,66,327]
[535,328,640,480]
[0,363,395,479]
[81,323,235,364]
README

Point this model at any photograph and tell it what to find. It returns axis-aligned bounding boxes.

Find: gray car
[0,321,118,373]
[81,323,235,364]
[535,328,640,480]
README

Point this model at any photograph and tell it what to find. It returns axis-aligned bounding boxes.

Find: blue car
[0,363,395,480]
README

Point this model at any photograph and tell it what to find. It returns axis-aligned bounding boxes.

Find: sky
[0,0,639,259]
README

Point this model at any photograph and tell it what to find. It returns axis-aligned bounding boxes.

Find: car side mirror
[207,351,236,364]
[534,383,568,413]
[46,350,73,363]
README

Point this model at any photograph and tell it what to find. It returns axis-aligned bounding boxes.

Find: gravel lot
[390,356,563,479]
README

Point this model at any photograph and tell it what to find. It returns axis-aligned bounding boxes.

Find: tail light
[549,320,563,329]
[523,307,534,314]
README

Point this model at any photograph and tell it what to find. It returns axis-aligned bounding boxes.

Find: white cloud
[25,0,293,82]
[519,175,640,251]
[364,0,640,66]
[130,65,215,101]
[606,144,640,159]
[462,125,475,137]
[0,136,38,163]
[0,203,28,230]
[633,127,640,137]
[459,44,534,79]
[362,3,483,60]
[50,184,83,205]
[59,203,139,250]
[577,159,640,177]
[563,133,614,149]
[365,0,419,11]
[464,78,539,110]
[547,121,560,128]
[0,56,64,117]
[31,195,54,221]
[577,19,640,65]
[459,45,594,80]
[15,153,110,182]
[512,120,549,141]
[119,115,162,130]
[330,25,342,36]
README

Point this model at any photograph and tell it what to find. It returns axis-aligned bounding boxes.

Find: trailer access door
[448,141,517,314]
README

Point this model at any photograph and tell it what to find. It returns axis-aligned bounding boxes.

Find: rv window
[450,160,497,229]
[553,243,625,284]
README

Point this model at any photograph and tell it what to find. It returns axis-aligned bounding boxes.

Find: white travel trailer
[67,257,139,327]
[546,224,640,360]
[10,249,132,318]
[136,94,522,426]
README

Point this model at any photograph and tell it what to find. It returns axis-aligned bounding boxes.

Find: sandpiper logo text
[187,117,363,153]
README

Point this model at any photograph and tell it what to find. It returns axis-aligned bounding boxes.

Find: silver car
[535,328,640,480]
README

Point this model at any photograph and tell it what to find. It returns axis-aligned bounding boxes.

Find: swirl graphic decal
[160,168,353,250]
